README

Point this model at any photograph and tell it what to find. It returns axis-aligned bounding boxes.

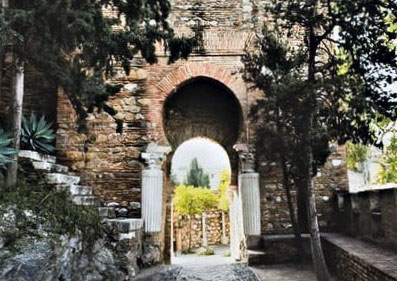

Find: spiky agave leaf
[21,113,55,154]
[0,129,16,172]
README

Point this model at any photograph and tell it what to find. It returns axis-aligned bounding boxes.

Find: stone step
[19,150,56,163]
[57,184,93,196]
[46,173,80,185]
[98,207,116,219]
[106,218,144,233]
[247,249,267,266]
[72,195,101,206]
[32,161,69,173]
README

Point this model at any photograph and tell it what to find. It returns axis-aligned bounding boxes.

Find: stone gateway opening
[170,137,232,265]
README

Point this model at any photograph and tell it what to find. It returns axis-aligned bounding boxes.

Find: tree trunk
[279,154,304,258]
[6,60,24,187]
[301,1,332,279]
[297,178,309,233]
[0,0,9,111]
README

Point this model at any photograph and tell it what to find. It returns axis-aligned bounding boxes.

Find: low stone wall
[335,188,397,251]
[173,210,230,252]
[323,234,397,281]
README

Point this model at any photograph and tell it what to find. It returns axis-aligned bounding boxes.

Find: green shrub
[378,136,397,184]
[346,142,370,172]
[21,113,55,154]
[197,247,215,256]
[0,128,16,175]
[0,179,103,246]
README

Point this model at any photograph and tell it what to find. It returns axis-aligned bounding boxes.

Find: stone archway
[141,63,260,264]
[160,75,244,263]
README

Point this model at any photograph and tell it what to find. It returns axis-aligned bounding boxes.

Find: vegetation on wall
[0,178,104,249]
[346,142,371,172]
[378,136,397,184]
[217,170,231,212]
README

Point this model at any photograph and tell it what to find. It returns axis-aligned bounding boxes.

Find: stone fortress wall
[0,0,349,265]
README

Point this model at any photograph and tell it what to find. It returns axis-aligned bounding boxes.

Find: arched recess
[159,74,245,263]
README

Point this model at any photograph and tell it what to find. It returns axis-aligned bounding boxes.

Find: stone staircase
[19,150,143,240]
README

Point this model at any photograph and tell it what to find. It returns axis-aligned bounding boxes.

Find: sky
[171,137,231,185]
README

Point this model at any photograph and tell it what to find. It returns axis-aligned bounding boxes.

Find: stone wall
[258,144,348,234]
[335,187,397,251]
[323,234,397,281]
[173,210,230,252]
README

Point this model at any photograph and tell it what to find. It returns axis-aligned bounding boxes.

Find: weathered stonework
[173,210,230,252]
[1,0,352,266]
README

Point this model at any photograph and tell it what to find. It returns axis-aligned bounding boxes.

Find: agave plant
[0,128,16,171]
[21,113,55,154]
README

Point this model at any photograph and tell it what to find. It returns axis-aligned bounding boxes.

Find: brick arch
[147,62,247,147]
[153,63,246,98]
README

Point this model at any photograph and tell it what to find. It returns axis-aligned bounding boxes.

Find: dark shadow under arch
[163,77,244,150]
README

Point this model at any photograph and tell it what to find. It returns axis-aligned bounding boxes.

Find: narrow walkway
[152,245,258,281]
[251,264,316,281]
[172,245,234,268]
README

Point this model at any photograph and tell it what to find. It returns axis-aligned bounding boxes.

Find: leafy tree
[217,170,231,212]
[378,136,397,184]
[0,0,196,185]
[186,158,210,188]
[173,185,217,250]
[244,1,397,280]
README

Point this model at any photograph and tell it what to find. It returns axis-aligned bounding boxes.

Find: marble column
[141,143,171,233]
[235,145,261,236]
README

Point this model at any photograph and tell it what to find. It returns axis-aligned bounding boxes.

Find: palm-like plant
[0,129,16,171]
[21,113,55,154]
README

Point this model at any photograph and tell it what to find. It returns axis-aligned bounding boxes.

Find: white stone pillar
[235,145,261,236]
[238,172,261,235]
[141,143,171,233]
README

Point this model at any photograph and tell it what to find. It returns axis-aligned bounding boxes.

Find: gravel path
[153,264,259,281]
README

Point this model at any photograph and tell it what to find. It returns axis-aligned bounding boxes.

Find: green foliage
[217,170,231,212]
[1,0,196,127]
[186,158,210,188]
[173,185,217,216]
[346,142,370,172]
[0,128,16,173]
[378,136,397,184]
[21,113,55,154]
[0,179,103,246]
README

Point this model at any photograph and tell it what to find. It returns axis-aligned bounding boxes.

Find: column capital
[234,143,256,173]
[141,142,172,169]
